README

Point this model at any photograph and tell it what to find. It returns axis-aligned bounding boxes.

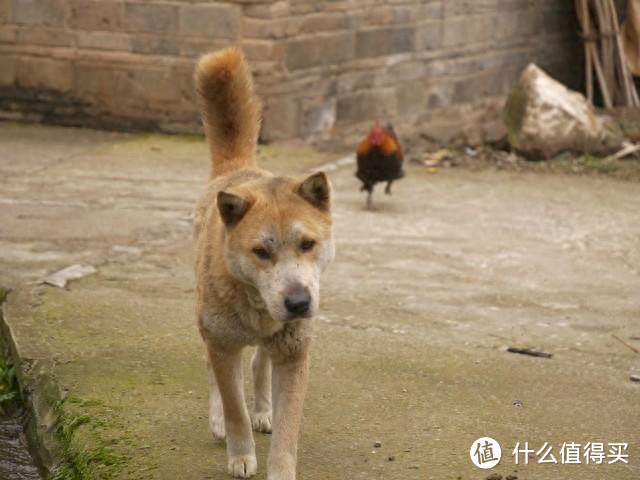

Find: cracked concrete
[1,122,639,479]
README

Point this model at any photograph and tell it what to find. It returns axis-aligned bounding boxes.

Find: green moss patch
[0,287,20,415]
[51,396,127,480]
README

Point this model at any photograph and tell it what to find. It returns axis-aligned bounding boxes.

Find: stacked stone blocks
[0,0,581,144]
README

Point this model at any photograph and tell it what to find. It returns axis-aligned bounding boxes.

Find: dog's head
[216,172,334,322]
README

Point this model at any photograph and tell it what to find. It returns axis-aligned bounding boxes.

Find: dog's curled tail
[195,48,261,179]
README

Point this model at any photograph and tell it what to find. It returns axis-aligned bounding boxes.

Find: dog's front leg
[251,347,272,433]
[207,345,257,478]
[267,349,309,480]
[207,357,226,439]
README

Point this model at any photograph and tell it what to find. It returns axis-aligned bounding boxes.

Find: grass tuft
[0,287,19,415]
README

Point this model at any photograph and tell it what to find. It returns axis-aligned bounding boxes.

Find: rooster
[356,121,404,210]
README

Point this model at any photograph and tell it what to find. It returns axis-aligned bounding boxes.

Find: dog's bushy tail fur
[195,48,261,179]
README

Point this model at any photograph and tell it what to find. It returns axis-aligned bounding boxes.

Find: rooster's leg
[366,190,373,210]
[385,181,393,195]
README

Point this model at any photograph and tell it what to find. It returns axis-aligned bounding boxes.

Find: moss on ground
[51,396,127,480]
[578,153,620,174]
[0,287,20,415]
[544,152,634,178]
[50,464,81,480]
[0,354,18,415]
[29,284,182,480]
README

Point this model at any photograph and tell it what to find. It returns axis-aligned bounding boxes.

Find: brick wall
[0,0,581,145]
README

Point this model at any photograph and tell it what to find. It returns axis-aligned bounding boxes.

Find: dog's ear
[217,191,251,227]
[298,172,330,211]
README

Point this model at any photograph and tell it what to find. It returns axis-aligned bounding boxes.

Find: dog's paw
[266,469,295,480]
[228,454,257,478]
[209,416,226,439]
[251,411,272,433]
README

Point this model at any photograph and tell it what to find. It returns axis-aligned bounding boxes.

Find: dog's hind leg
[207,357,226,439]
[207,345,257,478]
[268,349,309,480]
[251,347,272,433]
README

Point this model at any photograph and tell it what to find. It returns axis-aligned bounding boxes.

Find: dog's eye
[300,240,316,252]
[252,247,270,260]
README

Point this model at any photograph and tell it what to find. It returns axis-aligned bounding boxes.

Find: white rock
[504,64,623,158]
[40,264,97,288]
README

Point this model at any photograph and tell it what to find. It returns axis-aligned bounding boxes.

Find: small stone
[486,474,502,480]
[374,441,382,448]
[506,475,518,480]
[387,456,395,461]
[630,374,640,382]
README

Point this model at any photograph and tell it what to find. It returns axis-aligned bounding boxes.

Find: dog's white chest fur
[243,290,283,339]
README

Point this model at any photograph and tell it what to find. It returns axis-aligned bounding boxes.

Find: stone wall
[0,0,581,145]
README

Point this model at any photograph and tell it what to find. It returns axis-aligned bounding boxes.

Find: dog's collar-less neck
[244,285,268,313]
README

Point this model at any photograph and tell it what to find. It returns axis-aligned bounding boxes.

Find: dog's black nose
[284,286,311,316]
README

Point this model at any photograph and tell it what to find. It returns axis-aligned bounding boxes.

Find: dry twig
[611,334,640,354]
[507,347,553,359]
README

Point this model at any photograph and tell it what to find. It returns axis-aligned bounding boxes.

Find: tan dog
[193,48,334,480]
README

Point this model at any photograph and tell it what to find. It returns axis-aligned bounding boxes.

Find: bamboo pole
[576,0,612,108]
[607,0,639,106]
[591,44,614,108]
[576,0,638,108]
[577,0,594,102]
[591,2,614,107]
[594,0,616,103]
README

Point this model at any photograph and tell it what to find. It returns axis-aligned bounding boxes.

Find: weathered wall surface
[0,0,581,145]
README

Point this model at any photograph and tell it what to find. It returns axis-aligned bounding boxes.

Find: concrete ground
[1,122,639,480]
